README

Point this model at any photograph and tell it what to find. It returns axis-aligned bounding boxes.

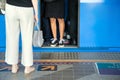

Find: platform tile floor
[0,62,120,80]
[0,52,120,80]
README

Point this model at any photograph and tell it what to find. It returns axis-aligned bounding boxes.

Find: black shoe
[70,38,77,45]
[43,41,51,46]
[59,39,65,47]
[50,39,58,47]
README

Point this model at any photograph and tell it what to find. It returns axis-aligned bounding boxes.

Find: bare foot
[24,66,35,74]
[12,64,19,73]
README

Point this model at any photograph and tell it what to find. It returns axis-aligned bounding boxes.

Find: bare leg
[58,18,65,40]
[50,18,57,39]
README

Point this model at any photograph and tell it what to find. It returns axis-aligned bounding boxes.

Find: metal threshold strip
[34,60,120,62]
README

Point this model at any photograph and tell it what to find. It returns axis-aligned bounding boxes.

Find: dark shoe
[59,39,65,47]
[43,40,51,46]
[50,39,58,47]
[70,38,77,45]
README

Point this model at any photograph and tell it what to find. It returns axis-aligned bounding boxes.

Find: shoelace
[59,39,64,44]
[52,39,57,43]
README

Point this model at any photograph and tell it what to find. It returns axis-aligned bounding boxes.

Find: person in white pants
[5,0,38,74]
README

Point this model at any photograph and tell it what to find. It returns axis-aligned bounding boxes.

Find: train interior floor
[0,52,120,80]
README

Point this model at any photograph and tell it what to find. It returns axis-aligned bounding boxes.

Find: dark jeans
[41,18,52,44]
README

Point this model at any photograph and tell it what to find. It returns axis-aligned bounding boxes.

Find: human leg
[19,7,35,73]
[50,18,58,47]
[5,4,20,73]
[58,18,65,47]
[50,18,57,39]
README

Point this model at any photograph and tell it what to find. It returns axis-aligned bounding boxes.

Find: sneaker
[59,39,65,47]
[50,39,58,47]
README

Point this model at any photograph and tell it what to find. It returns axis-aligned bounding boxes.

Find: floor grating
[0,52,120,60]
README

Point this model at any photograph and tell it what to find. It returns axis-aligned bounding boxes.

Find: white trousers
[5,4,34,66]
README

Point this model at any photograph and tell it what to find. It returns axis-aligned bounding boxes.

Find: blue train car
[0,0,120,52]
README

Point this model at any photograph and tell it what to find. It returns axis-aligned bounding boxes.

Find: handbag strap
[34,22,40,31]
[34,0,40,31]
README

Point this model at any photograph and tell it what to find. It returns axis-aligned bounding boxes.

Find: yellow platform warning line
[0,60,120,63]
[34,60,120,62]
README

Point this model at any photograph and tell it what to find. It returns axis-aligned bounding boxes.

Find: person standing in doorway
[45,0,65,47]
[5,0,38,74]
[41,0,52,46]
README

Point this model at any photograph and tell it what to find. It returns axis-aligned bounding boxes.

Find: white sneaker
[59,39,65,47]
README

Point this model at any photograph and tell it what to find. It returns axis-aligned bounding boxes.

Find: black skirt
[45,0,65,18]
